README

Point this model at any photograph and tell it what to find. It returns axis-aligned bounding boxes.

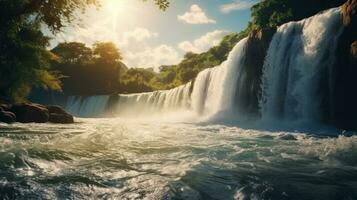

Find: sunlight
[103,0,127,30]
[104,0,126,13]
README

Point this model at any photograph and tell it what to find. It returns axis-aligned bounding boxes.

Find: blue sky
[53,0,258,70]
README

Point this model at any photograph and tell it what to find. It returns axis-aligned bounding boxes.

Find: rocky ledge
[0,103,74,124]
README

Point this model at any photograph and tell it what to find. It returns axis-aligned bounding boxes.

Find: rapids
[0,119,357,199]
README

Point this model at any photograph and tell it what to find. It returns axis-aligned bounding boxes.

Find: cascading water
[63,7,345,127]
[259,8,343,123]
[112,83,192,117]
[65,38,250,119]
[116,37,248,119]
[65,96,110,117]
[191,38,248,118]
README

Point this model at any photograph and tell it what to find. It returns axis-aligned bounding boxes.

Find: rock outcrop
[331,0,357,130]
[47,105,74,124]
[342,0,357,26]
[0,103,73,124]
[10,103,49,123]
[235,28,276,116]
[0,106,16,123]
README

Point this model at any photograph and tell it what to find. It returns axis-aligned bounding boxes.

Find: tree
[93,42,122,65]
[51,41,128,95]
[0,0,170,101]
[52,42,93,65]
[0,0,98,101]
[144,0,170,10]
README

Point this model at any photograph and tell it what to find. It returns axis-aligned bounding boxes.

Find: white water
[1,119,356,199]
[260,8,343,123]
[191,38,248,118]
[65,38,249,120]
[65,8,344,128]
[66,96,109,117]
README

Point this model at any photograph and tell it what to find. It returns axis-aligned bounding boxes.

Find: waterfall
[259,8,343,123]
[112,83,192,117]
[63,37,249,119]
[65,96,110,117]
[191,38,248,117]
[111,38,249,118]
[62,6,345,126]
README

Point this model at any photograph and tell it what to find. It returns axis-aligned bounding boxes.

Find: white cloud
[220,1,254,13]
[120,28,158,45]
[178,4,216,24]
[178,30,229,53]
[125,45,180,68]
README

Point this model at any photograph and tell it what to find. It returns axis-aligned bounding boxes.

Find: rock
[0,104,11,111]
[351,41,357,59]
[342,0,357,27]
[47,105,74,124]
[10,103,49,123]
[49,113,74,124]
[0,111,16,123]
[330,0,357,130]
[236,27,276,115]
[46,105,67,115]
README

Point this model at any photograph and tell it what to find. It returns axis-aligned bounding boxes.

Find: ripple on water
[0,119,356,199]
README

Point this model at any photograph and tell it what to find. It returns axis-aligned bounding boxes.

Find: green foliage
[251,0,293,28]
[51,42,126,95]
[0,0,170,101]
[144,0,170,11]
[0,0,98,101]
[93,42,123,65]
[52,42,93,65]
[159,31,248,87]
[250,0,345,29]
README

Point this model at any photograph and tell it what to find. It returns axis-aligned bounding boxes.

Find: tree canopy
[0,0,170,101]
[93,42,123,65]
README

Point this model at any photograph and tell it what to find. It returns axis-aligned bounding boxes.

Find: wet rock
[0,110,16,123]
[330,0,357,130]
[235,27,276,115]
[342,0,357,27]
[47,105,74,124]
[47,105,67,115]
[10,103,49,123]
[0,104,11,111]
[49,113,74,124]
[351,41,357,59]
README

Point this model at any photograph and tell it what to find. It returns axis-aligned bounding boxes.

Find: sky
[52,0,258,70]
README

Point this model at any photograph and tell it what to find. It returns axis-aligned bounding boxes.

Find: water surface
[0,118,356,199]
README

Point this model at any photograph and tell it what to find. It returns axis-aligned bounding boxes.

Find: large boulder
[10,103,49,123]
[351,40,357,59]
[49,113,74,124]
[47,105,74,124]
[342,0,357,27]
[0,104,11,111]
[0,110,16,123]
[47,105,67,115]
